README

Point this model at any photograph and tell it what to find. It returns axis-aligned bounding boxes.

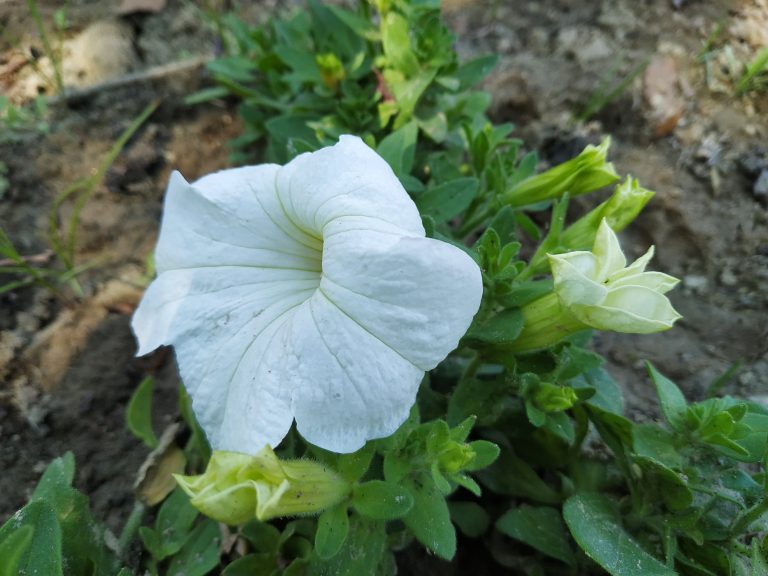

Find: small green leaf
[466,440,500,471]
[337,443,375,482]
[221,554,275,576]
[381,12,419,76]
[634,456,693,511]
[167,520,221,576]
[478,445,561,504]
[647,362,687,431]
[564,493,676,576]
[415,178,479,223]
[0,501,63,576]
[154,488,199,560]
[465,308,524,346]
[453,55,498,90]
[403,474,456,560]
[308,517,387,576]
[241,519,282,554]
[633,424,682,469]
[352,481,413,520]
[126,376,158,449]
[377,121,418,177]
[449,501,489,538]
[496,505,575,566]
[0,524,33,576]
[314,504,349,560]
[571,368,624,414]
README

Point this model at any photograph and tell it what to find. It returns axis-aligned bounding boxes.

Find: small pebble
[753,170,768,200]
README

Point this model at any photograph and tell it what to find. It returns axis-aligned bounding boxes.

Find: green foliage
[126,376,159,449]
[0,453,123,575]
[5,1,763,574]
[736,47,768,94]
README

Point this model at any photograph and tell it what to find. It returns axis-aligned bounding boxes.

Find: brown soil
[1,0,767,571]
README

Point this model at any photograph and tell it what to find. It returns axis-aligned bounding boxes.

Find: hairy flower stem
[729,496,768,537]
[508,293,585,353]
[117,501,146,560]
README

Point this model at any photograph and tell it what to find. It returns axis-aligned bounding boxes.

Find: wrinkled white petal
[133,136,483,455]
[549,254,607,308]
[609,271,680,294]
[275,135,424,235]
[321,228,482,370]
[576,285,681,333]
[592,219,626,281]
[155,169,321,274]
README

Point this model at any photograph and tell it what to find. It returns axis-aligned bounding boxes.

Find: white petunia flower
[548,219,681,333]
[132,136,482,454]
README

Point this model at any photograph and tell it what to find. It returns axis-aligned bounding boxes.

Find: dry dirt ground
[1,0,767,569]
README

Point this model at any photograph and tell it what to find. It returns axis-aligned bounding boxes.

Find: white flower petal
[592,219,626,281]
[279,293,425,453]
[156,169,322,274]
[549,253,607,308]
[609,271,680,294]
[577,285,681,333]
[275,135,424,235]
[320,228,481,370]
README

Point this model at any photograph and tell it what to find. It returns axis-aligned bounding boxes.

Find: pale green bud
[174,446,351,525]
[510,220,681,353]
[527,176,655,275]
[504,138,620,207]
[534,382,579,412]
[316,53,345,91]
[562,176,655,251]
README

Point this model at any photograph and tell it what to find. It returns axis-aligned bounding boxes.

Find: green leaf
[466,440,500,471]
[403,473,456,560]
[352,480,414,520]
[337,443,375,482]
[0,501,63,576]
[453,55,498,90]
[166,520,221,576]
[241,519,282,554]
[634,456,692,511]
[447,375,511,427]
[449,501,489,538]
[153,487,199,560]
[478,445,561,504]
[633,424,682,469]
[752,540,768,576]
[126,376,158,449]
[415,177,479,223]
[496,505,575,566]
[381,12,419,76]
[31,452,75,501]
[465,308,524,346]
[647,362,687,431]
[314,504,349,560]
[221,554,275,576]
[308,517,388,576]
[571,368,624,414]
[27,452,116,575]
[0,525,33,576]
[723,412,768,462]
[564,493,675,576]
[376,121,418,177]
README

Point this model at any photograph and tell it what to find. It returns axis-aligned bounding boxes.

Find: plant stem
[27,0,64,93]
[729,496,768,537]
[117,501,146,560]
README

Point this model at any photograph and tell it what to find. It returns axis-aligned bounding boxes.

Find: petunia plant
[4,1,768,575]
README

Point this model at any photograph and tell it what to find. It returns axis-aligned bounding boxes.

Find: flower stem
[117,501,146,560]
